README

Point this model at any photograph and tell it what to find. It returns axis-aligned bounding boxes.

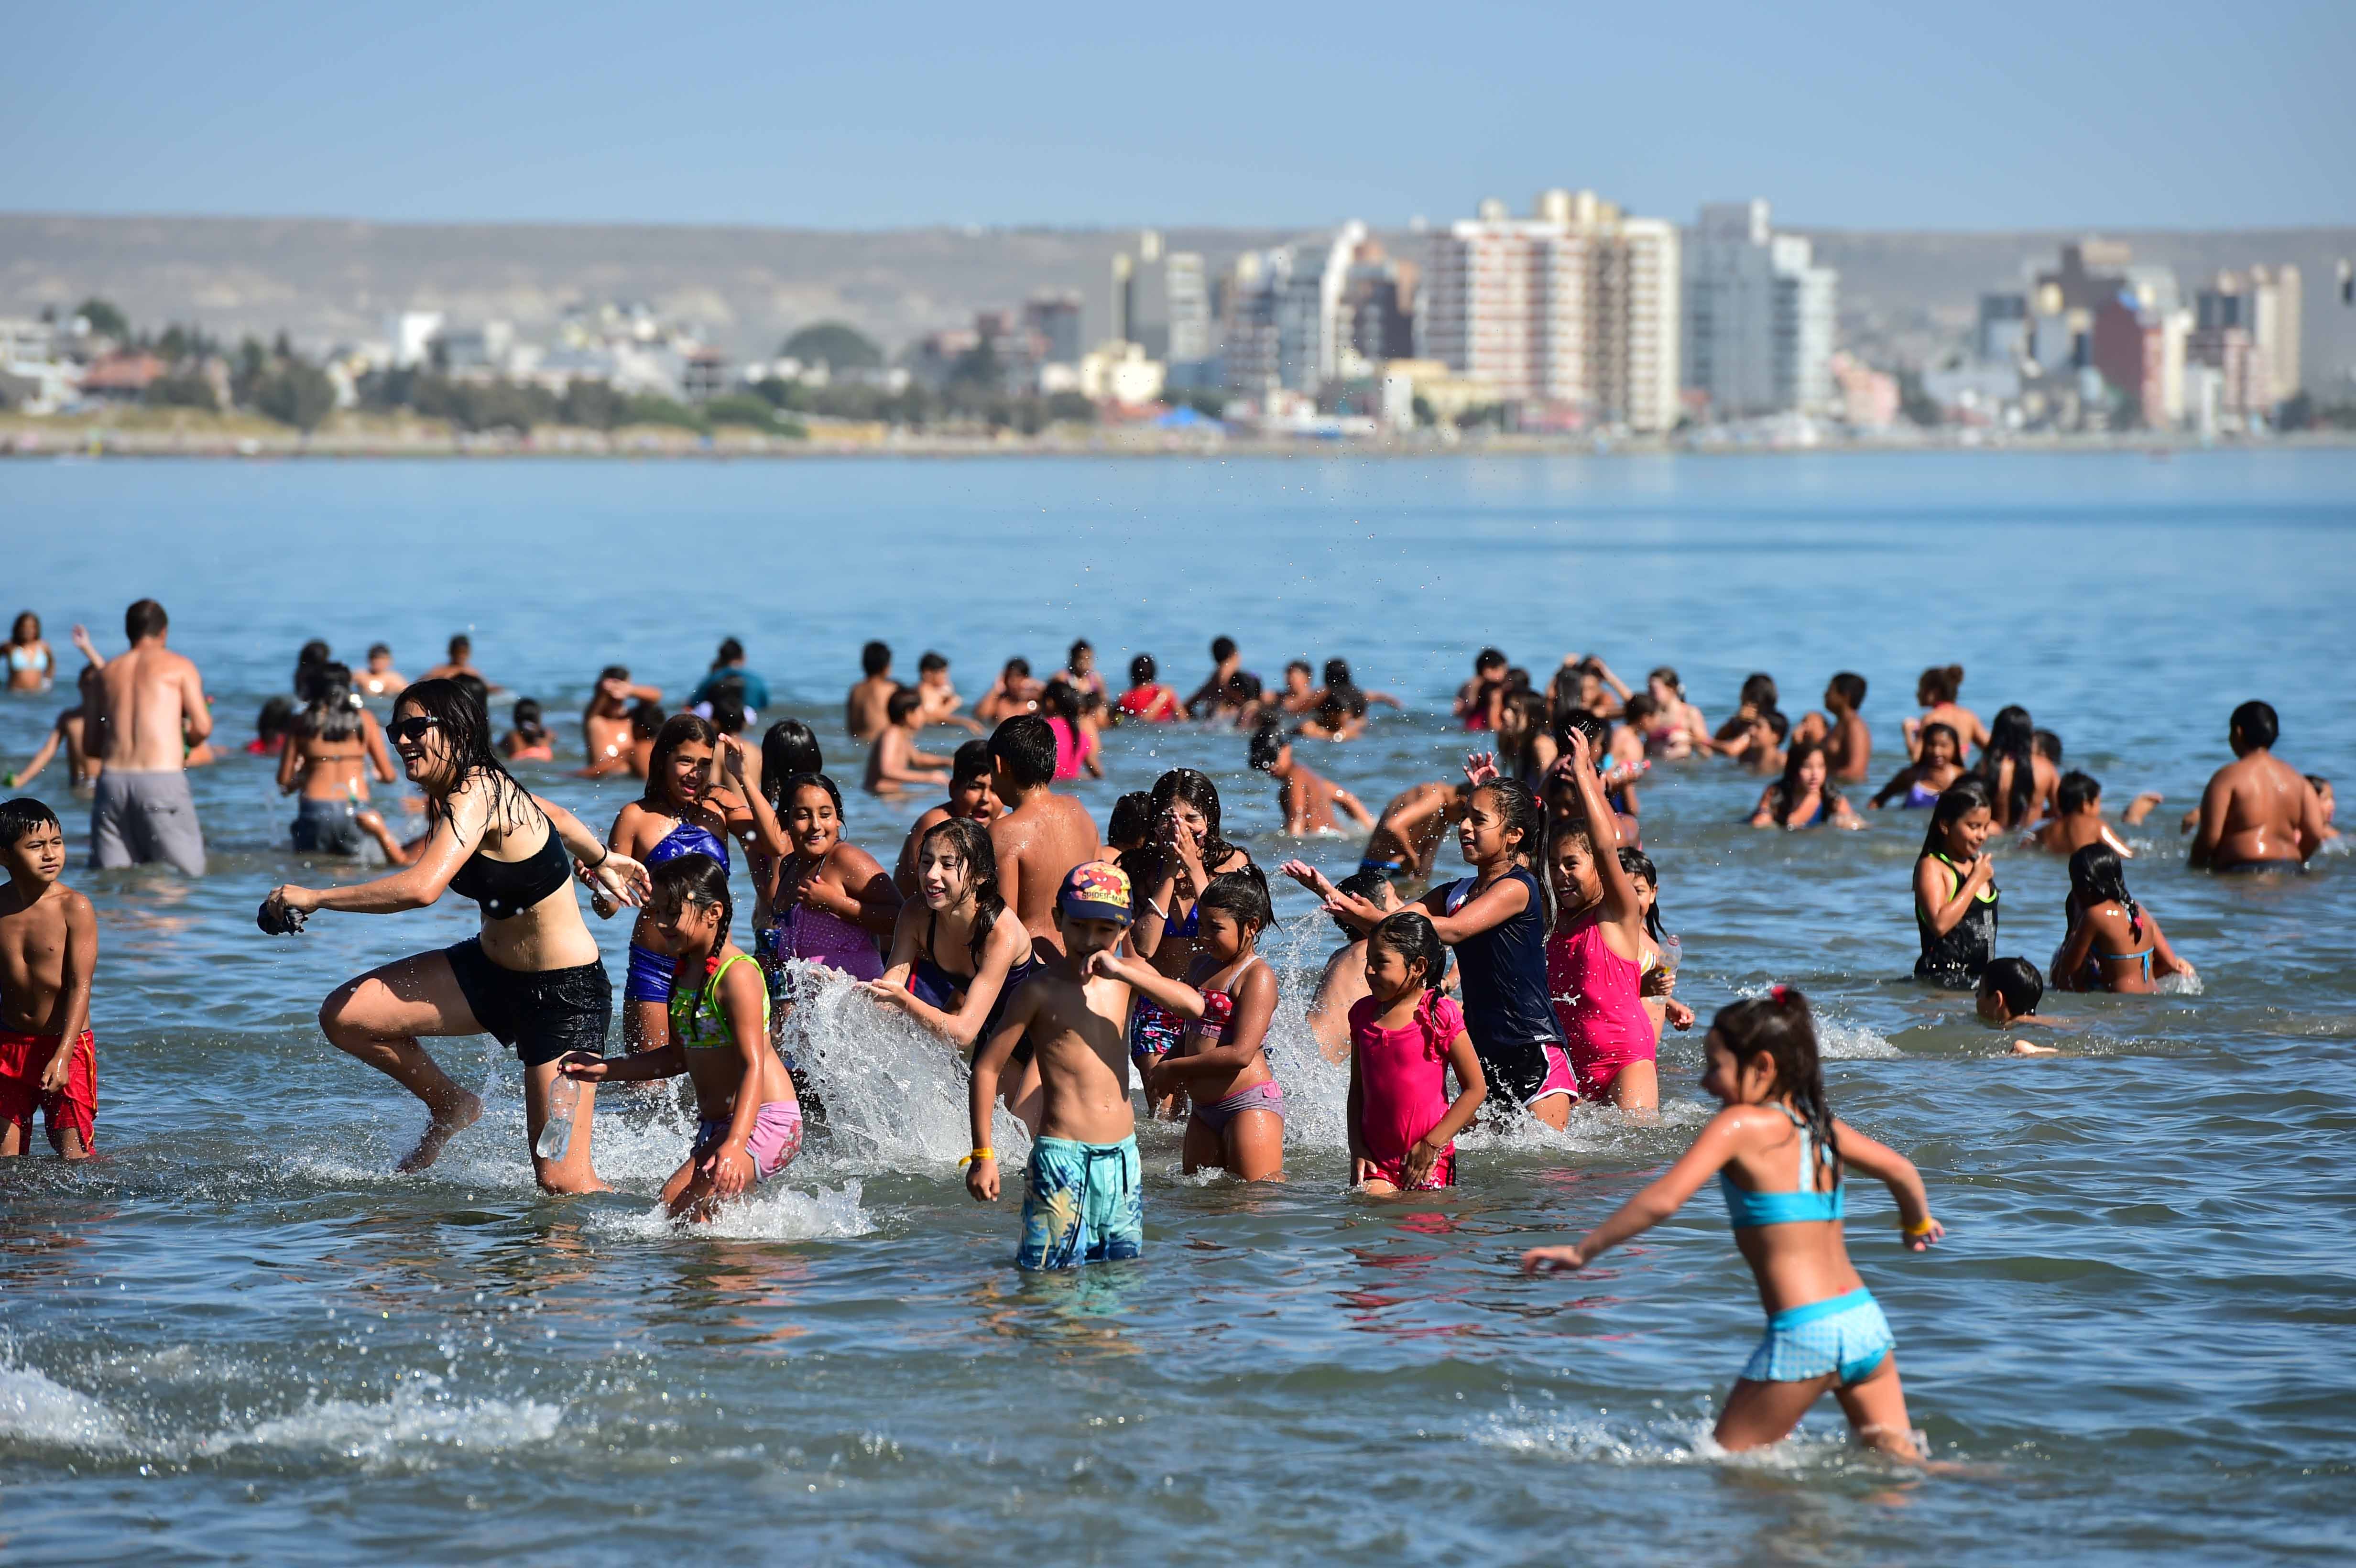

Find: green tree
[146,372,219,412]
[781,321,883,370]
[256,362,337,433]
[76,298,129,338]
[620,393,710,434]
[1896,369,1942,428]
[704,392,786,429]
[559,379,625,430]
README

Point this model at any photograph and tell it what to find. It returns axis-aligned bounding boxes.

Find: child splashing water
[1346,911,1486,1193]
[1544,728,1667,1112]
[1099,871,1285,1179]
[1522,989,1943,1462]
[764,774,902,986]
[562,856,803,1221]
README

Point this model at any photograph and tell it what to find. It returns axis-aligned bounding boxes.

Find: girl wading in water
[263,679,650,1190]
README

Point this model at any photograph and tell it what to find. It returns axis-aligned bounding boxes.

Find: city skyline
[4,0,2351,233]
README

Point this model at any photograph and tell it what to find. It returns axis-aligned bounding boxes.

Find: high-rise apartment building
[1418,188,1681,431]
[1682,200,1836,419]
[1165,252,1211,367]
[1024,293,1083,366]
[2197,266,2301,405]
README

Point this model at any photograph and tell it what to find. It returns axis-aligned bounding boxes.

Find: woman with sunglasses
[263,679,651,1191]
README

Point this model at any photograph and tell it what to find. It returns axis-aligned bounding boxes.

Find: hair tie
[1770,983,1789,1005]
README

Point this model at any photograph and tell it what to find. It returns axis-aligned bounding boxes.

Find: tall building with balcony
[1681,200,1836,419]
[1418,188,1681,431]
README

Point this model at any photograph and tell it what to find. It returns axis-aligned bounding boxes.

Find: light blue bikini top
[1720,1105,1844,1228]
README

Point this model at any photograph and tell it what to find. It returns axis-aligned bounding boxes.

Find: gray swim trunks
[89,769,206,875]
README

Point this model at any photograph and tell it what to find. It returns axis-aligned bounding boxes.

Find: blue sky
[5,0,2349,230]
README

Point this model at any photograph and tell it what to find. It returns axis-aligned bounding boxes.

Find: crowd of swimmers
[0,606,2341,1463]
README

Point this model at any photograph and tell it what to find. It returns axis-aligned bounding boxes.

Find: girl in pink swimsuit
[764,773,901,985]
[1345,911,1488,1194]
[1542,728,1662,1111]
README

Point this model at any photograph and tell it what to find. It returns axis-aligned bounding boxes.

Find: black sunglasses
[389,715,439,744]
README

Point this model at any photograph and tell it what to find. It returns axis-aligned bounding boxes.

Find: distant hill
[3,213,2349,391]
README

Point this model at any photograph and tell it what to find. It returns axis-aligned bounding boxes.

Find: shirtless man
[1361,779,1471,887]
[914,651,982,735]
[2189,701,2325,873]
[863,689,951,798]
[359,643,409,698]
[846,641,898,742]
[1182,636,1245,719]
[1793,673,1872,783]
[985,716,1101,959]
[1249,723,1373,837]
[420,634,498,691]
[582,666,660,771]
[87,600,210,875]
[2034,771,2162,858]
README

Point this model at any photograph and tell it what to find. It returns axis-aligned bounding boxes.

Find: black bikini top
[449,813,573,920]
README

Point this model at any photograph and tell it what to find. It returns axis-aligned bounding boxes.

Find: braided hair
[650,853,734,1032]
[2066,842,2143,945]
[1712,988,1839,1190]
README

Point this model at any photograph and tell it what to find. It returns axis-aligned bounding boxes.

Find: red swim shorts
[0,1029,96,1153]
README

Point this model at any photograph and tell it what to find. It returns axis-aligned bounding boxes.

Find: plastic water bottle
[535,1075,579,1161]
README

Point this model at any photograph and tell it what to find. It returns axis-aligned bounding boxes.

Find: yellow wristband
[959,1148,995,1166]
[1903,1216,1938,1237]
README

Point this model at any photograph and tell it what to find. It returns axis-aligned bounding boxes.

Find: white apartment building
[1418,189,1680,431]
[1682,200,1836,420]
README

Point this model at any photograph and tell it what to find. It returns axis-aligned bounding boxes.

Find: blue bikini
[1723,1106,1895,1388]
[625,819,732,1004]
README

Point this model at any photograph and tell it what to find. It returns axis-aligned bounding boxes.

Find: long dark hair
[651,854,735,1016]
[1713,987,1839,1189]
[1617,845,1666,943]
[1769,740,1844,826]
[1369,910,1451,1058]
[1123,768,1246,903]
[1921,777,1993,859]
[761,720,824,809]
[644,712,718,812]
[394,677,539,830]
[297,661,365,744]
[2067,843,2143,944]
[1473,776,1547,927]
[1976,704,2037,826]
[917,816,1005,967]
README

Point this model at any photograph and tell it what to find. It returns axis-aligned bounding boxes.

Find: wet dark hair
[1499,689,1550,773]
[1368,909,1445,992]
[950,739,994,789]
[1247,717,1289,773]
[2230,700,2278,751]
[393,677,537,829]
[713,638,745,668]
[447,633,472,659]
[2056,770,2101,816]
[1922,777,1994,857]
[294,639,332,699]
[916,816,1004,967]
[1712,988,1838,1187]
[1760,709,1790,743]
[10,611,39,644]
[1977,705,2037,827]
[1197,868,1273,933]
[1918,664,1963,706]
[784,771,846,824]
[1040,678,1080,722]
[296,661,365,744]
[598,664,631,687]
[256,694,297,743]
[1647,665,1683,697]
[2032,729,2062,764]
[1003,656,1032,680]
[1552,705,1610,756]
[1224,669,1263,704]
[644,712,719,809]
[1768,741,1845,826]
[450,672,489,720]
[918,650,948,675]
[1068,638,1092,666]
[0,796,62,848]
[1617,845,1665,942]
[1322,658,1352,689]
[1739,672,1778,710]
[1917,721,1961,763]
[1474,647,1506,673]
[1106,790,1153,849]
[1334,866,1390,937]
[861,640,892,676]
[1828,672,1866,710]
[125,599,167,642]
[628,697,665,740]
[1143,769,1245,884]
[1211,636,1237,663]
[2305,773,2331,795]
[650,854,735,1008]
[1286,658,1313,679]
[887,687,923,724]
[988,715,1057,791]
[707,686,747,737]
[1980,956,2044,1017]
[1622,692,1660,727]
[2068,843,2142,944]
[510,698,546,740]
[1128,653,1157,686]
[762,720,824,808]
[367,642,391,660]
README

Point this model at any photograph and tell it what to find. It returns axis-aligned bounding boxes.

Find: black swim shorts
[446,936,613,1067]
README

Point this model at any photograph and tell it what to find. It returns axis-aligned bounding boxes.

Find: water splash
[0,1357,131,1451]
[589,1179,874,1241]
[196,1372,565,1466]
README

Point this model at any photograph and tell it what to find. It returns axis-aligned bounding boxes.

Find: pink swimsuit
[782,901,884,981]
[1545,909,1656,1100]
[1348,993,1463,1189]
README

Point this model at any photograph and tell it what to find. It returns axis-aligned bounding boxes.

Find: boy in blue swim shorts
[965,861,1145,1270]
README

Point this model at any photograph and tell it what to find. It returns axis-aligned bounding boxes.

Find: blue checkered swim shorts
[1740,1287,1895,1386]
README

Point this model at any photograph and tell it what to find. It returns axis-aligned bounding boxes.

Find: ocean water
[2,450,2353,1565]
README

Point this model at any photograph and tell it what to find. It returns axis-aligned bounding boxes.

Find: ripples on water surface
[2,453,2353,1563]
